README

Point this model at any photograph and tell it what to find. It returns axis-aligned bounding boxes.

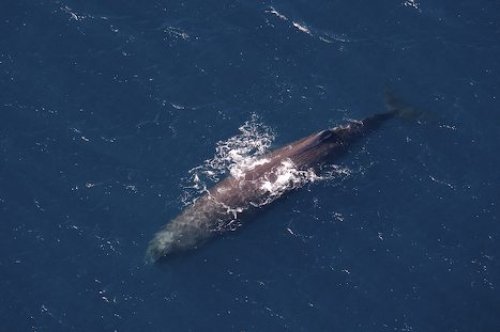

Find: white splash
[181,115,275,203]
[202,114,273,179]
[257,159,321,206]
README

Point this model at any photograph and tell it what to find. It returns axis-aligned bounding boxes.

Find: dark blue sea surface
[1,0,499,331]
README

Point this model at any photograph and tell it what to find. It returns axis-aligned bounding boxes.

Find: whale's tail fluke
[341,90,424,141]
[384,89,424,120]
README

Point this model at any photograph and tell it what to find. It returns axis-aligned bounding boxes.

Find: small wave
[265,6,352,45]
[266,6,288,21]
[403,0,422,12]
[163,26,190,40]
[292,21,312,36]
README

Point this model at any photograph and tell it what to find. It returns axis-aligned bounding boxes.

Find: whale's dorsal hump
[315,129,337,143]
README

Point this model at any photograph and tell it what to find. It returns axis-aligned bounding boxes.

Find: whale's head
[145,229,177,263]
[145,211,213,263]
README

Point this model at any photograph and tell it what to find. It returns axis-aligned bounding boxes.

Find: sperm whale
[146,102,408,262]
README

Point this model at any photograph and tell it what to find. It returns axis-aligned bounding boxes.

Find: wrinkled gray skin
[146,111,397,262]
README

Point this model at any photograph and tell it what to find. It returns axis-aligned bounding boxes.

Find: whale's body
[146,110,399,262]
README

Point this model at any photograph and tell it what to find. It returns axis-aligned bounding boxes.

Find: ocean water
[1,0,499,331]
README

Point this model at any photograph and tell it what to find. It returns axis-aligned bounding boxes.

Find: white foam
[257,159,321,206]
[181,114,274,203]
